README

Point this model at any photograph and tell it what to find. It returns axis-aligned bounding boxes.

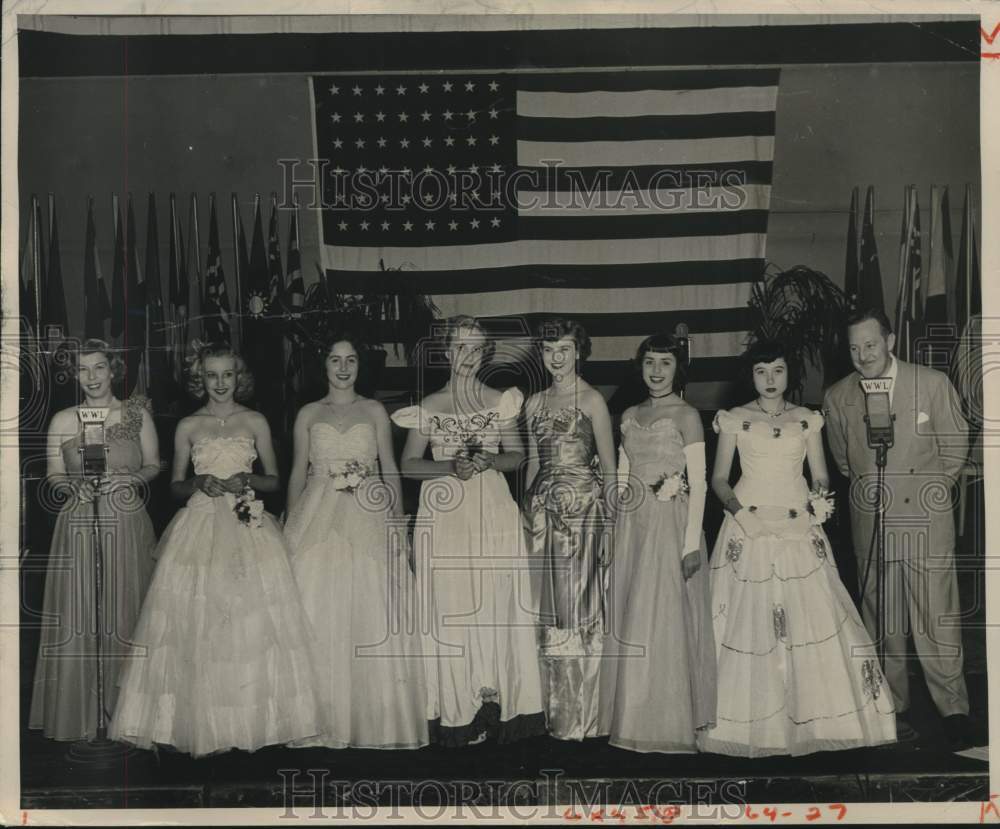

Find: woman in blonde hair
[110,342,321,756]
[393,316,544,747]
[30,340,159,742]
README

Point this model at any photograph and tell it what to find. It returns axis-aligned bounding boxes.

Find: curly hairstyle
[319,329,369,384]
[633,333,689,394]
[60,338,125,382]
[535,317,592,363]
[185,341,255,401]
[742,338,800,394]
[442,314,496,365]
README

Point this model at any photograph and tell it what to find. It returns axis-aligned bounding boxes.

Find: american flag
[312,68,779,399]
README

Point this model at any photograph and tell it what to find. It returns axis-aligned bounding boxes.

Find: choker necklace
[324,395,359,407]
[649,390,676,399]
[756,398,787,418]
[207,409,239,426]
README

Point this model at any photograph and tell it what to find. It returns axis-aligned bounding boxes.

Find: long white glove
[682,442,707,556]
[616,444,631,501]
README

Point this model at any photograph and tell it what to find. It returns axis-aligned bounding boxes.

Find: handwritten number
[805,807,821,821]
[763,807,778,822]
[829,804,847,821]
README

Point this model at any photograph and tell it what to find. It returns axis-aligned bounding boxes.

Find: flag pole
[190,193,201,343]
[30,194,42,337]
[231,193,244,349]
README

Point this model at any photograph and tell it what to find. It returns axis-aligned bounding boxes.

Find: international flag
[922,185,953,369]
[120,195,147,397]
[893,186,922,364]
[145,194,170,409]
[266,195,284,311]
[843,186,861,312]
[231,194,252,349]
[83,197,111,340]
[43,195,68,344]
[857,185,886,314]
[949,184,980,421]
[203,194,232,343]
[311,69,779,398]
[20,195,43,336]
[186,194,204,342]
[284,203,305,317]
[168,193,189,384]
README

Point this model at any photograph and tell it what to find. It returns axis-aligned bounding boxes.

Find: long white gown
[110,436,322,756]
[391,388,545,746]
[283,421,429,749]
[697,410,897,757]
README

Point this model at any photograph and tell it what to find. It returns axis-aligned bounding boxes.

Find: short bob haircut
[633,333,689,394]
[443,314,496,365]
[60,338,125,382]
[846,306,894,338]
[185,341,255,402]
[535,317,592,363]
[742,338,800,393]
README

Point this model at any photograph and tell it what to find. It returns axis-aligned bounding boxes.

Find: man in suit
[823,307,977,748]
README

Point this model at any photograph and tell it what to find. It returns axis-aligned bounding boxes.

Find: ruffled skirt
[698,508,896,757]
[109,492,321,756]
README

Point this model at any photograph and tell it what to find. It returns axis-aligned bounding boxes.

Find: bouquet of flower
[330,459,374,493]
[807,487,836,525]
[650,471,689,503]
[234,485,265,529]
[459,434,484,461]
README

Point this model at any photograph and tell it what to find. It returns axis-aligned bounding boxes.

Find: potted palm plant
[747,264,852,402]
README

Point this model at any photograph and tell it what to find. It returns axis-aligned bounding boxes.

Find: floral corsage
[330,459,374,493]
[650,471,689,503]
[234,485,265,529]
[806,487,836,525]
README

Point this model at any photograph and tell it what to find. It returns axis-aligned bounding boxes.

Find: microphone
[77,407,111,479]
[674,322,691,362]
[859,377,895,450]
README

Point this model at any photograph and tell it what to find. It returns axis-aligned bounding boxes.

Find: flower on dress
[788,508,799,519]
[810,532,827,560]
[773,604,788,642]
[861,658,883,700]
[330,459,374,493]
[807,487,836,525]
[726,537,743,562]
[650,470,689,502]
[772,426,782,438]
[234,485,264,529]
[742,420,751,431]
[800,419,810,431]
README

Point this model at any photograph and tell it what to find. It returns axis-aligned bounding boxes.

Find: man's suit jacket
[822,358,970,564]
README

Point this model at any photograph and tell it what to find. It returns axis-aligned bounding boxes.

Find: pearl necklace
[756,398,788,418]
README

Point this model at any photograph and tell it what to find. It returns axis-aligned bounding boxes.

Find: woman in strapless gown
[30,340,160,742]
[393,316,545,747]
[698,340,896,757]
[283,335,427,749]
[599,333,716,753]
[110,344,321,756]
[523,319,615,741]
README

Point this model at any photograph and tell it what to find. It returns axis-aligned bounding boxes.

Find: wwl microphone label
[859,378,894,394]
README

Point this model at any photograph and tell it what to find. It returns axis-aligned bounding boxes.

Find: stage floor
[19,675,989,810]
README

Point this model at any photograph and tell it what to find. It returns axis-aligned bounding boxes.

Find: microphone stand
[66,449,140,768]
[859,432,892,673]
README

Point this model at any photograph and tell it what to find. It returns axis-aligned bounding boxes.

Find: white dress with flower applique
[697,411,896,757]
[391,388,545,746]
[110,436,322,757]
[283,421,429,749]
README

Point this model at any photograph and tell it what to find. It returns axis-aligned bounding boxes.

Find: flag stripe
[519,184,771,216]
[324,259,763,293]
[431,285,752,320]
[519,162,774,190]
[518,111,776,141]
[517,136,775,167]
[515,69,781,94]
[518,210,769,239]
[517,86,780,119]
[323,233,766,271]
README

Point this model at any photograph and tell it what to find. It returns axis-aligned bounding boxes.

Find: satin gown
[599,414,716,752]
[523,406,608,740]
[30,396,158,741]
[698,410,897,757]
[283,421,428,749]
[392,388,545,746]
[110,436,321,756]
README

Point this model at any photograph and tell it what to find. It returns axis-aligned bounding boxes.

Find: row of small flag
[19,192,308,416]
[843,183,980,410]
